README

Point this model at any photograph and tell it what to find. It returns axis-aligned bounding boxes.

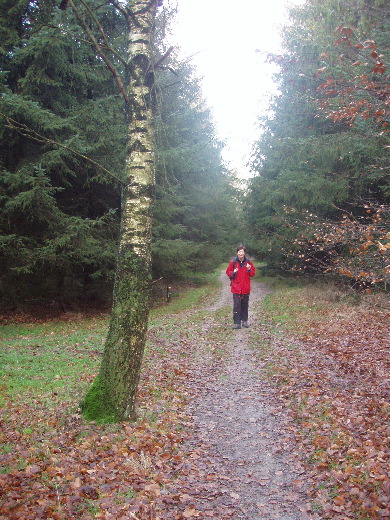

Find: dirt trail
[179,272,318,519]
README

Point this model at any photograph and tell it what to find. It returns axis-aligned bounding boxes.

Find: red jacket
[226,257,256,295]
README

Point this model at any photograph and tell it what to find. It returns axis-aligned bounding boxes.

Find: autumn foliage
[248,0,389,290]
[0,313,196,520]
[256,285,389,519]
[281,203,390,287]
[317,26,389,130]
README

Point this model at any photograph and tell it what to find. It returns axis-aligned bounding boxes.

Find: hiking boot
[242,321,249,328]
[232,324,241,329]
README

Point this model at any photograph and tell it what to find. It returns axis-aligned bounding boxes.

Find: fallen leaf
[183,507,201,518]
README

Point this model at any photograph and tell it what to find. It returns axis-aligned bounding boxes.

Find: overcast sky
[168,0,303,178]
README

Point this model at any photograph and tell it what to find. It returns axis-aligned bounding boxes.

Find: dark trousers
[233,293,249,324]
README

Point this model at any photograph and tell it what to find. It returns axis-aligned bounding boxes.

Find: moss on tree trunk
[81,0,158,423]
[82,251,152,423]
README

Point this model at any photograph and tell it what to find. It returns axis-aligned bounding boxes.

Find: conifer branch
[44,22,126,62]
[2,114,124,185]
[107,0,129,18]
[78,0,128,68]
[45,23,101,47]
[68,0,129,105]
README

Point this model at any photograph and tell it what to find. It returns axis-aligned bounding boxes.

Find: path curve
[182,272,318,519]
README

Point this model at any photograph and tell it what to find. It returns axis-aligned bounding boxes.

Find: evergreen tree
[0,0,245,422]
[0,1,124,306]
[247,0,389,283]
[153,59,241,279]
[0,2,241,307]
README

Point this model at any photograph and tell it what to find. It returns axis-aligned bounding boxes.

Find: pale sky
[168,0,302,178]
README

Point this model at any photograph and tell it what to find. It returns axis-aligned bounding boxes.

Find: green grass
[256,274,389,333]
[0,272,223,401]
[256,277,348,332]
[0,316,108,402]
[1,270,311,410]
[151,268,222,317]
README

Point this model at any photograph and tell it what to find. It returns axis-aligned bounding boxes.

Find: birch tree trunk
[82,0,159,422]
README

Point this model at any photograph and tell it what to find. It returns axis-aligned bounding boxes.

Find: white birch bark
[82,0,159,422]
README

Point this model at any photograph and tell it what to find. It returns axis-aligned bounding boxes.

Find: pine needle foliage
[247,0,389,286]
[0,2,242,307]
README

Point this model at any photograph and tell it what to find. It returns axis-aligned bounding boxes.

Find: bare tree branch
[1,114,124,185]
[107,0,129,18]
[78,0,128,68]
[152,45,174,70]
[68,0,129,105]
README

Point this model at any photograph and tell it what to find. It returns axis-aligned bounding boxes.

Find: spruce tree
[0,1,124,305]
[247,0,389,281]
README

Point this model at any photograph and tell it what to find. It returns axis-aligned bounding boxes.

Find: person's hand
[234,267,238,273]
[246,263,251,270]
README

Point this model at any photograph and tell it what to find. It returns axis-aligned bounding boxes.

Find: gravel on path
[179,272,319,519]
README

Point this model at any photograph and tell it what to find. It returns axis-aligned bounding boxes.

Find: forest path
[173,272,319,519]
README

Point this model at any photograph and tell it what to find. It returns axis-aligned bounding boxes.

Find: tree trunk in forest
[81,0,159,423]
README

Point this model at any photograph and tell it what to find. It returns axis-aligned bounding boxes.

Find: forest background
[0,0,389,312]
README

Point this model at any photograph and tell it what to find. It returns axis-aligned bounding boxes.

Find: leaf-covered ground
[259,288,389,519]
[0,276,388,519]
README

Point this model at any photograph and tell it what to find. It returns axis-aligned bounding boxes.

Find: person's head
[236,245,246,261]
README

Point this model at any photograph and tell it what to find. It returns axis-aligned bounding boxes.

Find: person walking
[226,245,256,329]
